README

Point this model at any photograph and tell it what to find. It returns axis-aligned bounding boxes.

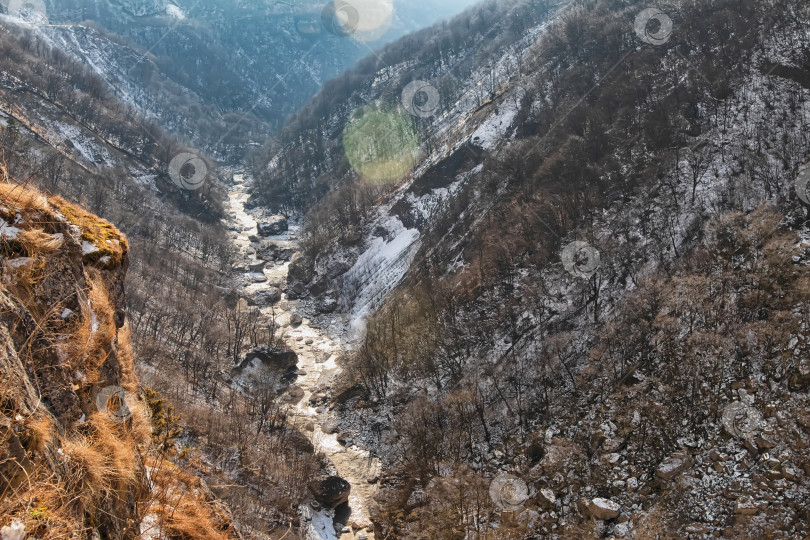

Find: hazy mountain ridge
[30,0,480,160]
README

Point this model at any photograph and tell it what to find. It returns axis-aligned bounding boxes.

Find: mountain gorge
[33,0,479,159]
[1,0,810,538]
[253,0,810,537]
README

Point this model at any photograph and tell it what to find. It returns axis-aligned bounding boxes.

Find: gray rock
[257,215,288,236]
[656,454,691,480]
[733,496,760,515]
[246,272,267,283]
[319,298,338,314]
[588,498,620,520]
[308,476,351,508]
[248,287,281,306]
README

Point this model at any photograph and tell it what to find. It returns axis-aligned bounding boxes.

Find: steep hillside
[0,182,237,539]
[249,0,810,537]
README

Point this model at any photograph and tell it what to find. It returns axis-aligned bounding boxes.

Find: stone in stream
[308,475,351,508]
[248,287,281,306]
[234,346,298,373]
[246,272,267,283]
[248,260,265,272]
[290,314,303,327]
[280,384,304,404]
[257,215,288,236]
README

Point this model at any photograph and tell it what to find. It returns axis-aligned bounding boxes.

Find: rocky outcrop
[256,241,296,262]
[0,184,143,538]
[234,346,298,374]
[0,184,238,539]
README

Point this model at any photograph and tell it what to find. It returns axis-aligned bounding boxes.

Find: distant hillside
[5,0,482,160]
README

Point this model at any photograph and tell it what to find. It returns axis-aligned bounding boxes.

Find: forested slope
[252,0,810,537]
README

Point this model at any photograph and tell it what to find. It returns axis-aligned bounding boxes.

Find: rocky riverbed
[224,173,380,540]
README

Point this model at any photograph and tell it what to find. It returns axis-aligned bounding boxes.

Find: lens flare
[342,104,419,186]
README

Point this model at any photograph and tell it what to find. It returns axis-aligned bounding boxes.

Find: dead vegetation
[0,181,239,539]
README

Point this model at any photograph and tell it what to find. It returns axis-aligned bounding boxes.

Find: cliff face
[0,181,147,537]
[0,182,235,539]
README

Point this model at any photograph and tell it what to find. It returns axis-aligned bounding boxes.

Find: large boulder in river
[248,287,281,306]
[235,346,298,374]
[257,241,296,262]
[257,215,288,236]
[308,475,351,508]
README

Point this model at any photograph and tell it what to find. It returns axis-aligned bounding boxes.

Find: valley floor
[224,174,379,540]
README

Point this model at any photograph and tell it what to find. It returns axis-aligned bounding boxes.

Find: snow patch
[471,98,519,150]
[165,4,185,19]
[82,240,99,255]
[0,220,21,239]
[342,216,420,334]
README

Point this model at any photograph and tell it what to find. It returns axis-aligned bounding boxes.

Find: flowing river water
[224,174,380,540]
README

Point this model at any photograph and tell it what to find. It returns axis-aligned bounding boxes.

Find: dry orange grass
[148,462,236,540]
[16,228,63,254]
[0,182,49,215]
[24,413,53,455]
[116,323,139,393]
[63,273,116,381]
